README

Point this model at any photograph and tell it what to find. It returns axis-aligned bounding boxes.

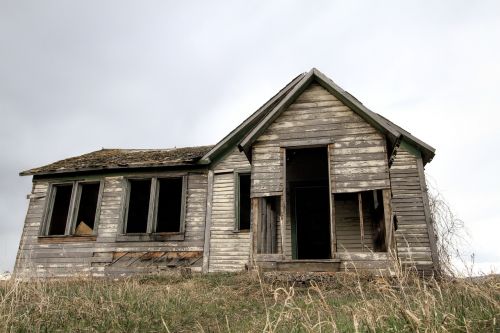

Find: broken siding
[14,171,208,278]
[208,149,251,272]
[251,83,390,197]
[390,145,434,270]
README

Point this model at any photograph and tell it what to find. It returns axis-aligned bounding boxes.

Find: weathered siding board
[251,83,390,197]
[14,171,209,278]
[390,146,434,271]
[208,172,251,272]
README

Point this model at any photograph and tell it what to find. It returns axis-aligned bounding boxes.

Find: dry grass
[0,269,498,332]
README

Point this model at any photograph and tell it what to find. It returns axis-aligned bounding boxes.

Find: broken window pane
[238,174,251,231]
[74,183,100,235]
[48,184,73,235]
[126,179,151,233]
[156,178,183,232]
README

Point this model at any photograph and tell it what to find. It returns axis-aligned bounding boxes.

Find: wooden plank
[202,170,214,273]
[327,144,336,258]
[382,189,392,251]
[280,148,286,255]
[358,193,364,251]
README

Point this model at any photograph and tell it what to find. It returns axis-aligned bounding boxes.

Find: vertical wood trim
[280,148,286,255]
[179,175,188,234]
[119,178,130,234]
[358,192,364,252]
[146,178,157,233]
[202,170,214,273]
[64,182,78,235]
[250,197,259,265]
[68,182,83,235]
[382,189,392,251]
[259,199,266,253]
[416,157,441,273]
[234,172,240,232]
[41,184,56,236]
[92,180,105,236]
[327,144,336,258]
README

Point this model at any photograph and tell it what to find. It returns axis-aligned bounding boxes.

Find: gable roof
[20,145,213,176]
[205,68,435,165]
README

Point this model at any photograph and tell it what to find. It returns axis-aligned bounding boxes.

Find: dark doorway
[287,147,331,259]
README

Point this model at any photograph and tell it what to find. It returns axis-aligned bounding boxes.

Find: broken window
[236,173,251,231]
[45,181,101,236]
[257,196,280,254]
[124,177,186,234]
[156,178,183,232]
[334,190,386,252]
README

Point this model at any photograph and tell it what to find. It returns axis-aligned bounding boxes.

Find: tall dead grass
[0,266,498,332]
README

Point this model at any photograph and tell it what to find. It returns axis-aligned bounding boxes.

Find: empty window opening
[156,178,183,232]
[237,174,251,231]
[74,183,100,235]
[257,196,280,254]
[287,147,330,259]
[334,190,385,252]
[126,179,151,233]
[48,184,73,235]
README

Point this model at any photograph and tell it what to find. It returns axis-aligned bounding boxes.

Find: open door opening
[287,147,331,259]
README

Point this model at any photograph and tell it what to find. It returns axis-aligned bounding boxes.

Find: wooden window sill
[116,232,185,242]
[38,235,97,243]
[232,229,251,233]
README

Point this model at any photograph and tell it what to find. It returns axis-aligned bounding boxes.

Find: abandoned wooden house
[14,68,439,277]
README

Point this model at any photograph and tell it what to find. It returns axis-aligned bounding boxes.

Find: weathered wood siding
[335,196,374,252]
[251,83,390,197]
[14,171,208,278]
[207,149,252,272]
[390,145,435,271]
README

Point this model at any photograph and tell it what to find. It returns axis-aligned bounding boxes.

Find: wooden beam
[250,197,259,264]
[327,144,336,258]
[382,189,392,251]
[358,192,364,252]
[202,170,214,273]
[280,148,287,256]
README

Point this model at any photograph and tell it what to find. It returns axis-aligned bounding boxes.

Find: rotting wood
[202,170,214,273]
[358,193,364,251]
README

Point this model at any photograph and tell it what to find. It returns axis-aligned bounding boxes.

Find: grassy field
[0,271,498,332]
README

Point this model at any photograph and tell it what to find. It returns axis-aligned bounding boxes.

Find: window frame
[40,180,104,238]
[234,169,251,232]
[120,175,187,241]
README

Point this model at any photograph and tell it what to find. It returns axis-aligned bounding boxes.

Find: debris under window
[74,183,100,235]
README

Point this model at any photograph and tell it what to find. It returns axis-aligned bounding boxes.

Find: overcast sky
[1,1,499,273]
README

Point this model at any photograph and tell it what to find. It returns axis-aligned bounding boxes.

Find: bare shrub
[426,175,470,277]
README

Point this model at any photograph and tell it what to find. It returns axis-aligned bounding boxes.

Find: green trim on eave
[399,140,423,158]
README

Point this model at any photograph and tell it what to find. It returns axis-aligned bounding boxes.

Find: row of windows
[42,174,252,237]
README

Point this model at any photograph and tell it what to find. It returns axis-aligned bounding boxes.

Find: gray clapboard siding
[390,146,434,270]
[208,172,250,272]
[251,83,390,197]
[14,171,208,278]
[207,149,252,272]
